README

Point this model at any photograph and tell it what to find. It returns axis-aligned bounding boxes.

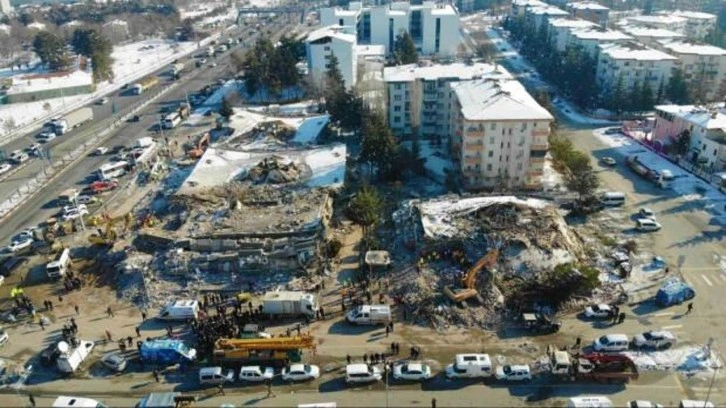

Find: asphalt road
[0,21,289,245]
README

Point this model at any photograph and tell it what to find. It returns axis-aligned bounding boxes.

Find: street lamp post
[73,194,85,232]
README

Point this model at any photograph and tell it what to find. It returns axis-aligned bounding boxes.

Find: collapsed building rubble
[390,195,593,330]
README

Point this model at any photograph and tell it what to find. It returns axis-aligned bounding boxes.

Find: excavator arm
[462,248,499,289]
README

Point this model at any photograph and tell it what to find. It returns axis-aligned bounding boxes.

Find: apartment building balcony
[464,141,484,152]
[530,143,548,151]
[527,168,544,177]
[533,130,550,137]
[423,93,438,102]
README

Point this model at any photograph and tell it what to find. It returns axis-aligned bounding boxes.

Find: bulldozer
[443,248,499,305]
[88,213,134,246]
[186,132,210,159]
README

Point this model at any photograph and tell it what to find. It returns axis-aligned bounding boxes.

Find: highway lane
[0,22,288,244]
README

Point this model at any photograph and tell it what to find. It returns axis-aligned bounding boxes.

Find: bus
[97,161,129,181]
[162,112,182,129]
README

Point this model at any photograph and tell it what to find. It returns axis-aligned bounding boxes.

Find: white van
[345,305,391,325]
[495,364,531,381]
[567,396,614,408]
[157,300,199,321]
[636,218,662,232]
[57,340,95,373]
[679,401,714,408]
[444,354,493,379]
[52,396,108,408]
[345,363,382,383]
[600,192,626,206]
[593,334,629,352]
[199,366,234,385]
[46,248,72,278]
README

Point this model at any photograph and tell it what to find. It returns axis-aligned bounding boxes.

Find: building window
[521,123,528,131]
[489,136,495,144]
[487,164,492,171]
[488,151,493,158]
[339,18,344,26]
[491,123,496,130]
[394,106,401,112]
[324,46,330,51]
[517,162,523,170]
[395,84,402,90]
[394,95,402,101]
[394,116,401,123]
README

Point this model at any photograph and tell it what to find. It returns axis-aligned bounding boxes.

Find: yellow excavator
[187,132,210,159]
[88,213,134,246]
[443,248,499,304]
[213,334,316,367]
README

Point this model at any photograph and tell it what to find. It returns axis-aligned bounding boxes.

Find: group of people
[62,270,83,292]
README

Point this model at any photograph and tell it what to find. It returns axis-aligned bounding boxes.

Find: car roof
[605,333,629,341]
[405,363,423,371]
[637,218,657,224]
[648,330,674,337]
[346,363,371,374]
[240,366,262,371]
[288,364,306,371]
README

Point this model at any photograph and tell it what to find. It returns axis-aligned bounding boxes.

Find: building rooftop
[548,18,598,29]
[6,70,93,95]
[601,44,678,61]
[512,0,548,7]
[451,78,553,122]
[656,103,726,130]
[306,25,356,44]
[628,15,687,25]
[528,6,569,17]
[670,10,717,21]
[622,26,685,39]
[568,2,610,11]
[571,28,632,41]
[355,44,386,58]
[658,40,726,56]
[383,62,512,83]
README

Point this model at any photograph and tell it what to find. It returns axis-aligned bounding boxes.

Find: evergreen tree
[627,81,642,113]
[360,111,399,180]
[219,96,233,118]
[346,185,383,236]
[655,79,665,104]
[393,32,418,64]
[640,80,654,112]
[32,31,70,71]
[666,69,690,104]
[71,29,114,82]
[608,74,626,114]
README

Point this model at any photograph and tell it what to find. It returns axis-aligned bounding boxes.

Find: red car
[90,180,118,194]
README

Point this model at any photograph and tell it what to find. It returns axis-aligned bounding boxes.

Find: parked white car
[636,218,662,232]
[638,208,656,220]
[345,363,382,384]
[238,366,274,382]
[8,237,33,253]
[584,304,613,318]
[101,352,127,372]
[632,330,676,350]
[495,364,532,381]
[0,163,12,175]
[392,363,432,381]
[281,364,320,382]
[76,195,96,205]
[627,401,663,408]
[62,208,89,221]
[63,204,88,214]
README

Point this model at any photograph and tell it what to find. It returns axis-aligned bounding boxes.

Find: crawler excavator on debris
[88,213,134,246]
[212,334,316,367]
[186,132,210,159]
[443,248,499,305]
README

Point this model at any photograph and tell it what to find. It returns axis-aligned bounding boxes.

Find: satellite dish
[57,341,69,353]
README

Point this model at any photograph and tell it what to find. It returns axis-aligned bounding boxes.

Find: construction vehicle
[443,248,499,304]
[212,334,316,368]
[547,345,639,384]
[187,132,210,159]
[88,213,134,246]
[509,312,561,335]
[41,217,73,241]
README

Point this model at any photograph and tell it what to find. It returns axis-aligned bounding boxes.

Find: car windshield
[503,365,512,374]
[642,332,653,340]
[592,305,601,312]
[304,365,311,373]
[598,335,609,343]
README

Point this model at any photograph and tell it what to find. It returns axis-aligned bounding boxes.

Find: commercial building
[626,15,687,35]
[652,103,726,171]
[566,2,609,25]
[621,26,685,47]
[656,40,726,102]
[669,10,717,40]
[449,77,553,190]
[566,28,632,58]
[320,1,460,57]
[4,70,95,104]
[595,43,677,94]
[383,62,512,139]
[547,18,598,52]
[305,25,358,91]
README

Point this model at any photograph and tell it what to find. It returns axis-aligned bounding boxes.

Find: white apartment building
[0,0,12,15]
[383,62,513,139]
[547,18,598,52]
[567,2,609,25]
[525,5,569,30]
[626,15,687,35]
[449,78,553,190]
[620,26,685,47]
[306,26,358,91]
[652,103,726,171]
[669,10,717,40]
[657,40,726,102]
[320,1,460,57]
[567,28,632,58]
[509,0,548,18]
[596,43,678,94]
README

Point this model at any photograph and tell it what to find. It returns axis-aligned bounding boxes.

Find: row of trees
[234,37,305,100]
[504,16,698,112]
[33,28,114,82]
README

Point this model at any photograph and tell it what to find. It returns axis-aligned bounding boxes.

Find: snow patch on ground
[418,141,454,184]
[624,345,722,374]
[185,80,239,126]
[542,156,565,192]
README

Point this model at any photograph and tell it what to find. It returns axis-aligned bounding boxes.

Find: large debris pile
[243,156,313,184]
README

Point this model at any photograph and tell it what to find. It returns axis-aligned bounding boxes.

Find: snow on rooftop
[601,45,677,61]
[451,78,553,122]
[571,29,632,41]
[6,70,93,95]
[528,6,569,16]
[355,44,385,58]
[306,25,356,44]
[179,144,346,194]
[670,10,717,20]
[568,2,609,11]
[430,5,457,15]
[628,15,687,25]
[383,62,511,82]
[548,18,598,29]
[658,40,726,56]
[292,115,329,144]
[512,0,548,7]
[622,26,685,39]
[417,195,550,239]
[655,103,726,130]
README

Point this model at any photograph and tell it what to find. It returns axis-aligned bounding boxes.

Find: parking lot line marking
[654,312,675,317]
[662,324,682,330]
[701,275,714,286]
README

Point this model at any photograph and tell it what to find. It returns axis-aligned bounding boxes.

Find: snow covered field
[625,345,722,375]
[592,128,726,225]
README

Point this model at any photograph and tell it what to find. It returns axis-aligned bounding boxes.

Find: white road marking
[662,325,683,330]
[654,312,675,317]
[701,275,714,286]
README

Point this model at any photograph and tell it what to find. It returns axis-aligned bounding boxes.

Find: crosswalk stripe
[662,324,682,330]
[654,312,674,317]
[701,275,713,286]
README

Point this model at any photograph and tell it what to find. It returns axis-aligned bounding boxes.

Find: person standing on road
[346,354,351,364]
[217,383,225,396]
[431,398,436,408]
[135,326,141,337]
[686,303,693,315]
[265,379,275,398]
[575,336,582,349]
[107,306,114,318]
[152,369,160,382]
[28,393,36,407]
[74,304,80,315]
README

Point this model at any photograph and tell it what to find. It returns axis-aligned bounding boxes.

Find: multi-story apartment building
[320,1,460,57]
[525,5,569,30]
[547,18,598,53]
[652,103,726,171]
[306,26,358,91]
[596,42,677,93]
[669,10,717,40]
[449,78,553,190]
[509,0,548,18]
[656,40,726,102]
[383,62,512,139]
[626,15,687,35]
[567,2,609,26]
[566,28,632,58]
[0,0,12,15]
[621,26,685,47]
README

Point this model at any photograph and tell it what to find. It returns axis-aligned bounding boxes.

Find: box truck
[46,248,72,278]
[51,108,94,135]
[132,76,160,95]
[56,340,95,373]
[261,291,318,319]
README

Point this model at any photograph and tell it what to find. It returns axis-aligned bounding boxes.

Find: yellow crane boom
[214,334,316,351]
